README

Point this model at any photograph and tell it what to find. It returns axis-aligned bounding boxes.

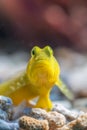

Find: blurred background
[0,0,87,111]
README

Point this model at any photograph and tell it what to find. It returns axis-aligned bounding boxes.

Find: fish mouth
[35,56,50,63]
[34,59,50,67]
[27,57,58,87]
[33,60,53,77]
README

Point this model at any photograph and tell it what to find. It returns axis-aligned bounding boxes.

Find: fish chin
[29,62,58,86]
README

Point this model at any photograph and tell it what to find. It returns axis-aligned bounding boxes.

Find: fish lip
[35,59,50,64]
[35,56,50,61]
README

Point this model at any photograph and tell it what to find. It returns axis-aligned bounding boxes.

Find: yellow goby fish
[0,46,74,110]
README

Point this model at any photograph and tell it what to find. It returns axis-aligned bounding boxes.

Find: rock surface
[57,113,87,130]
[29,108,66,129]
[19,116,49,130]
[0,96,86,130]
[19,111,87,130]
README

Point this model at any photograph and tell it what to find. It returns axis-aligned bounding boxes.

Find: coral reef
[0,96,86,130]
[28,108,66,129]
[58,113,87,130]
[19,116,49,130]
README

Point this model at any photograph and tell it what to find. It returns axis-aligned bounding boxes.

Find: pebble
[0,96,13,120]
[0,119,19,130]
[0,96,13,111]
[57,113,87,130]
[53,103,78,120]
[0,109,8,120]
[0,96,86,130]
[29,108,66,129]
[47,111,66,130]
[19,116,49,130]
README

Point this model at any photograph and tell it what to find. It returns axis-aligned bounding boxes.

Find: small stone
[29,108,66,129]
[53,103,79,120]
[0,96,13,120]
[0,109,8,120]
[47,111,66,130]
[0,96,13,111]
[29,108,47,119]
[57,113,87,130]
[0,119,19,130]
[19,116,49,130]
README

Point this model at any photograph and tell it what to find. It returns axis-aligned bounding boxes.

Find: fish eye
[31,46,41,56]
[31,47,36,56]
[44,46,53,56]
[31,49,35,55]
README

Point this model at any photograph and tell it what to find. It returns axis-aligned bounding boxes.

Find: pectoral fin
[55,78,74,100]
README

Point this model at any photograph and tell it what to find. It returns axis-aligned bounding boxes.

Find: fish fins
[55,78,74,100]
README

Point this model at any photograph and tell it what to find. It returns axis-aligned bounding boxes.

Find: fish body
[0,46,73,110]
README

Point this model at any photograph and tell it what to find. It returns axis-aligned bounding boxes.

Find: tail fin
[55,78,74,100]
